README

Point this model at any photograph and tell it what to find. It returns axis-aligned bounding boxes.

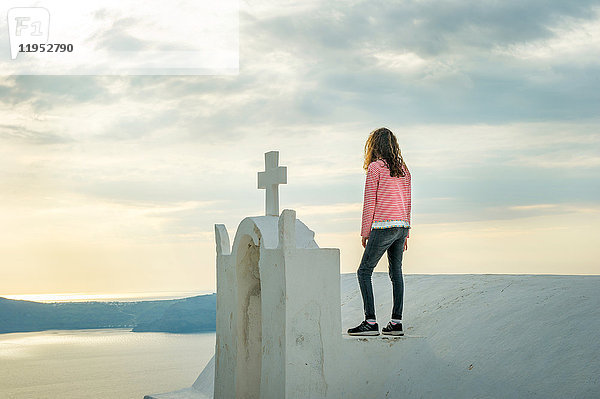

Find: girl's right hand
[362,236,368,248]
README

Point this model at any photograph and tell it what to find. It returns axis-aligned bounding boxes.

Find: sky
[1,0,599,297]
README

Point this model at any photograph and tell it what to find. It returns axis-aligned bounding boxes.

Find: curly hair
[363,127,407,178]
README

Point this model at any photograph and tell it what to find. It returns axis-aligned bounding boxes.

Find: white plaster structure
[257,151,287,217]
[144,150,600,398]
[144,151,422,399]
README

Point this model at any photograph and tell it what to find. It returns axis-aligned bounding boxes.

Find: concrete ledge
[341,333,425,340]
[144,387,210,399]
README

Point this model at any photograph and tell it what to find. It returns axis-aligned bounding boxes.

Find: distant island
[0,294,216,334]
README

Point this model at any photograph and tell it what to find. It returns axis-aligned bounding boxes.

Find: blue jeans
[357,226,408,321]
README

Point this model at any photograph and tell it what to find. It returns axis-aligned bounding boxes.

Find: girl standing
[347,127,411,336]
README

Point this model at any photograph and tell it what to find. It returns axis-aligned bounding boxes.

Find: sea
[0,292,216,399]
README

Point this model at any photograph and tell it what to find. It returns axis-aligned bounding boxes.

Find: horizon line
[3,272,599,301]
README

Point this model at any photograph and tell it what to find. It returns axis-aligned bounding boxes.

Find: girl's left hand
[361,236,368,248]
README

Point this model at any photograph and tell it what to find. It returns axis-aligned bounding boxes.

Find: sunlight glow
[2,291,213,303]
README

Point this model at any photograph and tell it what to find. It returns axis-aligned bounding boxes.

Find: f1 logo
[7,7,50,60]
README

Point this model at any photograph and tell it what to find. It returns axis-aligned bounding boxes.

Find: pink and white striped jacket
[361,159,412,238]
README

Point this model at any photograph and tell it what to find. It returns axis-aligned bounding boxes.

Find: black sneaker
[382,321,404,336]
[347,320,379,336]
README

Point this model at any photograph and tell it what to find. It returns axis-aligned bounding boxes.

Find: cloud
[2,1,599,124]
[0,3,598,237]
[250,0,599,55]
[87,16,156,52]
[0,123,73,145]
[492,7,600,65]
[240,0,600,123]
[0,75,113,112]
[2,0,600,291]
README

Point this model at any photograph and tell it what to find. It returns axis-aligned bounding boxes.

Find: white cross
[258,151,287,216]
